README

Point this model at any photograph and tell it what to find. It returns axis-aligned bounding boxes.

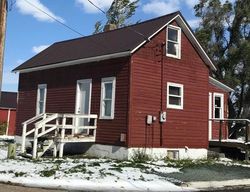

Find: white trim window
[166,25,181,59]
[100,77,116,119]
[36,84,47,115]
[167,82,184,109]
[213,93,224,119]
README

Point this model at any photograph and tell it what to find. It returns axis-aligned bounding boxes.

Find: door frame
[208,92,212,140]
[75,79,92,115]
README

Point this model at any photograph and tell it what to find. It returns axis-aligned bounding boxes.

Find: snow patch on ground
[0,146,192,191]
[0,148,7,159]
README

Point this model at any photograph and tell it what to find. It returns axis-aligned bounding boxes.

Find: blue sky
[3,0,203,92]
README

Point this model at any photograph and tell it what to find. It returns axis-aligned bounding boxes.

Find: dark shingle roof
[13,12,179,71]
[0,92,17,109]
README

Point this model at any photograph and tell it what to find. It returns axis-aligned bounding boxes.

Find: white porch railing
[209,118,250,143]
[21,113,98,159]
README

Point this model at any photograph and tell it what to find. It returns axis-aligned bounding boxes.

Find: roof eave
[209,76,234,92]
[13,51,131,73]
[131,14,217,71]
[175,16,217,71]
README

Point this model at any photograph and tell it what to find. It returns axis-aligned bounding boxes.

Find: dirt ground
[0,183,66,192]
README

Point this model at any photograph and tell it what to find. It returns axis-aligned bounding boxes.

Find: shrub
[0,122,7,135]
[131,149,151,163]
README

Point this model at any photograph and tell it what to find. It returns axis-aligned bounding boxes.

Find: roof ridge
[54,11,181,45]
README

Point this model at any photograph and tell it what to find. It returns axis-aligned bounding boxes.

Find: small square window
[167,82,183,110]
[166,25,181,59]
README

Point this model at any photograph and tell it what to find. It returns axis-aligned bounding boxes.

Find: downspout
[127,56,132,148]
[160,42,165,146]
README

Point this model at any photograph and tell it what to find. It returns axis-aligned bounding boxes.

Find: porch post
[245,121,249,143]
[21,123,27,153]
[32,127,38,159]
[59,115,66,158]
[219,120,222,142]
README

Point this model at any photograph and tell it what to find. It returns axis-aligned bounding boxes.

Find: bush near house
[0,122,7,135]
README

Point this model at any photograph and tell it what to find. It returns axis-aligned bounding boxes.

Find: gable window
[213,93,224,119]
[167,82,183,109]
[36,84,47,115]
[166,25,181,59]
[100,77,116,119]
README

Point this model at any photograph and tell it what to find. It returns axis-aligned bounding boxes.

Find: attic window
[166,25,181,59]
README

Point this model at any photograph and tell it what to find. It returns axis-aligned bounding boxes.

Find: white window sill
[99,116,114,120]
[167,104,183,110]
[166,53,181,59]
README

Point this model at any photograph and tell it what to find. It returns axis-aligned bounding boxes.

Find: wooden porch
[21,113,98,159]
[209,118,250,160]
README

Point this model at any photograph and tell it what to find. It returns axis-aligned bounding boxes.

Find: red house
[13,12,233,159]
[0,91,17,136]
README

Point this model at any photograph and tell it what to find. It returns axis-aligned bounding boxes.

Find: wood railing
[21,113,98,159]
[209,118,250,143]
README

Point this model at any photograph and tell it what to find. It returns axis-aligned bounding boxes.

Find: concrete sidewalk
[186,179,250,191]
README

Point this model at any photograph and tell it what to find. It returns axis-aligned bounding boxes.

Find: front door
[75,79,92,133]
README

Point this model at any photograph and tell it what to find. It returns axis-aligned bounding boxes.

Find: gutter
[209,76,234,92]
[13,51,131,73]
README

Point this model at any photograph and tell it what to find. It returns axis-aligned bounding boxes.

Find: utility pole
[0,0,7,101]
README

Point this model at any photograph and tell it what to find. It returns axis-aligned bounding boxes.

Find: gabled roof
[0,91,17,109]
[13,11,216,73]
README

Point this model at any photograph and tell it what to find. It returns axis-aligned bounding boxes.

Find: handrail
[22,113,44,125]
[210,118,250,123]
[63,114,98,118]
[35,113,59,128]
[209,118,250,143]
[21,113,98,158]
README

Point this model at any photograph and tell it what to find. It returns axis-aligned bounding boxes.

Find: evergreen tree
[194,0,250,119]
[93,0,139,34]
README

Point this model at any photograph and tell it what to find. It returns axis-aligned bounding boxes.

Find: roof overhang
[209,76,234,92]
[13,13,217,74]
[13,51,131,73]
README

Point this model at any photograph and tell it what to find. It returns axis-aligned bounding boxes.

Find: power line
[23,0,84,37]
[87,0,149,41]
[87,0,106,15]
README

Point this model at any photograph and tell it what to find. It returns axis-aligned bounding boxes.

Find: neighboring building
[0,91,17,136]
[13,11,233,159]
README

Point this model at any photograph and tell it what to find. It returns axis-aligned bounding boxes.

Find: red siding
[16,57,130,146]
[209,84,228,140]
[0,108,16,135]
[129,22,210,148]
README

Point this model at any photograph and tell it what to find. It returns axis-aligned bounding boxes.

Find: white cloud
[184,0,199,9]
[16,0,65,23]
[32,45,50,54]
[76,0,113,13]
[142,0,180,16]
[187,18,200,29]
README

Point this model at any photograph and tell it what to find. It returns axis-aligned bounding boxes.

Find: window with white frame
[36,84,47,115]
[166,25,181,59]
[167,82,183,109]
[213,93,224,119]
[100,77,116,119]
